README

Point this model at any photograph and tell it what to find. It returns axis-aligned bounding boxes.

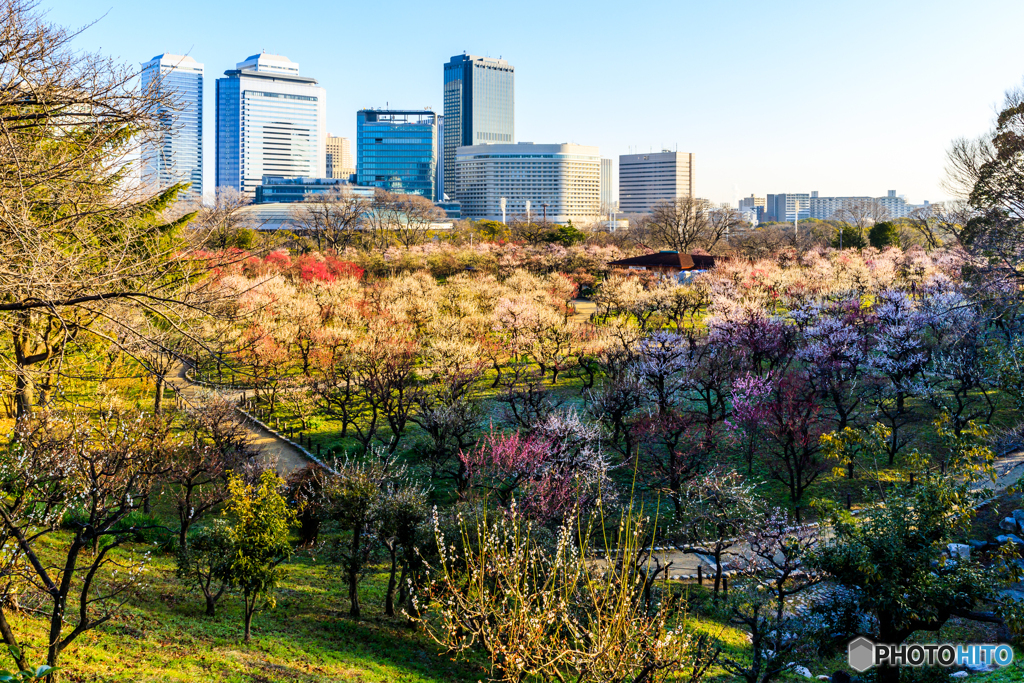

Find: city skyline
[46,0,1024,205]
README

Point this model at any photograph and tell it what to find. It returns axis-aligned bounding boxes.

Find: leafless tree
[904,203,966,250]
[648,197,727,252]
[291,186,368,252]
[708,206,745,247]
[362,189,403,250]
[391,193,446,248]
[197,187,254,249]
[832,199,889,230]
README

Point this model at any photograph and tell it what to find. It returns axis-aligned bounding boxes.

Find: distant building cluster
[735,189,933,225]
[142,49,699,226]
[146,49,924,229]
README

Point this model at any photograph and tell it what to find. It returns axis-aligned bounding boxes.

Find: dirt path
[570,299,598,323]
[167,363,311,475]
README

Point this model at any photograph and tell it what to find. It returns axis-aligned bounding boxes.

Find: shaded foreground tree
[0,0,220,417]
[0,411,165,670]
[812,432,1004,683]
[175,521,233,617]
[721,509,821,683]
[946,82,1024,282]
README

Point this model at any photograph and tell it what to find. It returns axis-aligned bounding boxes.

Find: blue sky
[46,0,1024,205]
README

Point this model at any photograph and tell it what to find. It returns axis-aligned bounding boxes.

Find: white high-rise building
[618,150,694,214]
[455,142,600,224]
[140,54,203,200]
[216,52,326,197]
[600,158,613,211]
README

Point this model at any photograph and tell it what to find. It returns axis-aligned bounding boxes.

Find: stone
[816,677,831,681]
[947,543,970,560]
[790,664,813,678]
[999,516,1018,532]
[948,672,968,679]
[1013,509,1024,526]
[965,660,996,673]
[967,539,988,551]
[1006,534,1024,546]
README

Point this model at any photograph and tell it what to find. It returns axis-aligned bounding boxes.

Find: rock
[947,543,970,560]
[967,539,989,551]
[995,534,1024,546]
[999,516,1018,532]
[1013,509,1024,526]
[965,660,996,673]
[816,677,831,681]
[791,665,813,678]
[949,672,968,679]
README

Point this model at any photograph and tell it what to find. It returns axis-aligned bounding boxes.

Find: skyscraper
[443,54,514,199]
[356,109,437,200]
[216,53,326,197]
[140,54,203,200]
[436,115,445,200]
[618,151,694,214]
[600,158,613,210]
[325,135,353,179]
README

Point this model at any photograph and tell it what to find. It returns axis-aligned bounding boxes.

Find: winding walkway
[167,363,312,475]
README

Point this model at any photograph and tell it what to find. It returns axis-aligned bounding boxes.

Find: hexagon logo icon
[848,637,875,672]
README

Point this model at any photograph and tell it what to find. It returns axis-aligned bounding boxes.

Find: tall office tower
[216,52,326,197]
[443,54,514,199]
[455,142,600,224]
[600,158,613,210]
[618,150,694,214]
[436,115,445,199]
[140,54,203,200]
[356,109,437,200]
[325,135,354,179]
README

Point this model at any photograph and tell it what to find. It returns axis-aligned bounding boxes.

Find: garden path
[167,363,311,475]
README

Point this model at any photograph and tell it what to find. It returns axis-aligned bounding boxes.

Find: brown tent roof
[607,252,716,270]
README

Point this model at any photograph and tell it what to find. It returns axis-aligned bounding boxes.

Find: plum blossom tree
[722,509,821,683]
[459,411,609,523]
[868,289,932,463]
[673,468,764,598]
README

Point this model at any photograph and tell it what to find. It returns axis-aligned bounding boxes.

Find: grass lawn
[6,541,487,683]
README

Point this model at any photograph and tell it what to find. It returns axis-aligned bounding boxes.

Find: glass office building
[356,109,437,200]
[216,53,326,198]
[140,54,203,200]
[442,54,514,200]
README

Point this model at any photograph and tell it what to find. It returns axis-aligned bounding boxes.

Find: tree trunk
[154,375,165,413]
[385,546,399,617]
[349,525,362,619]
[14,372,34,418]
[206,593,217,617]
[243,591,254,643]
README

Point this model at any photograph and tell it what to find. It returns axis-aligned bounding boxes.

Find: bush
[113,511,175,550]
